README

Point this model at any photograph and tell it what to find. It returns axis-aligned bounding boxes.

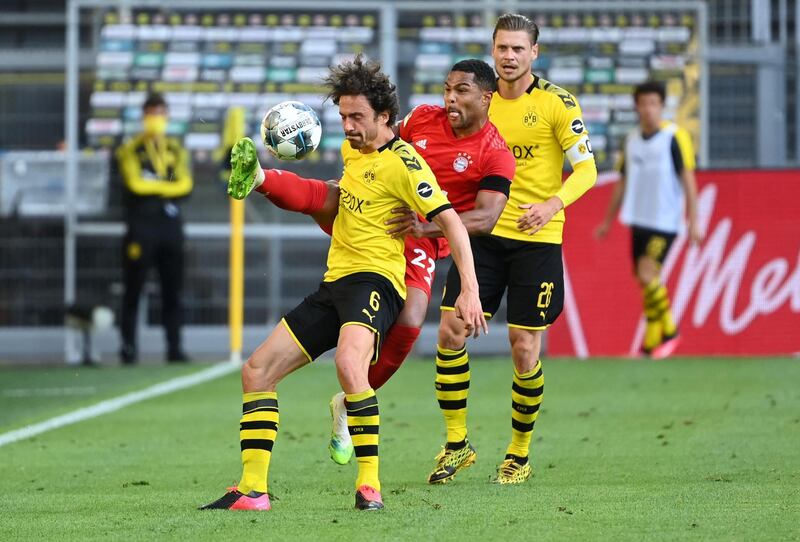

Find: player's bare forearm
[681,169,702,243]
[385,191,506,238]
[461,191,507,235]
[414,208,502,238]
[595,176,626,238]
[681,169,699,221]
[607,176,625,221]
[433,211,476,291]
[432,209,488,336]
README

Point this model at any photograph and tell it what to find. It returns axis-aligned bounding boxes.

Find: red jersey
[399,104,515,213]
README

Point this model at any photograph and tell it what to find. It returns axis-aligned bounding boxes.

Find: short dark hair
[634,81,666,104]
[493,13,539,45]
[450,59,497,93]
[324,54,399,126]
[142,92,167,112]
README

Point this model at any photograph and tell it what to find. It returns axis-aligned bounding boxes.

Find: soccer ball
[261,101,322,161]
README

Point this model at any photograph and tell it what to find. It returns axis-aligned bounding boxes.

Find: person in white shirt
[595,80,702,358]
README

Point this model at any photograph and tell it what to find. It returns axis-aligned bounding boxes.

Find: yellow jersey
[116,134,193,199]
[324,137,451,298]
[489,75,595,244]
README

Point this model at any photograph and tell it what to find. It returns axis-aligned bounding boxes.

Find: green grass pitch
[1,357,798,541]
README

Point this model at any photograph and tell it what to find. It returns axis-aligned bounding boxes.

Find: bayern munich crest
[452,152,473,173]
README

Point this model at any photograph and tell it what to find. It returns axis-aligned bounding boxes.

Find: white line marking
[562,256,590,359]
[0,361,240,448]
[2,386,97,398]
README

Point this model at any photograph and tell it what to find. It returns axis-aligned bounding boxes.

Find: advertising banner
[549,170,800,356]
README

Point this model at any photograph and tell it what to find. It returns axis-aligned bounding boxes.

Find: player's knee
[636,257,658,285]
[437,313,465,349]
[335,354,369,393]
[242,358,270,390]
[510,332,541,371]
[242,354,282,390]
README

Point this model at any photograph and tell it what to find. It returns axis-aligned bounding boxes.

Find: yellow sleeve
[674,127,696,171]
[551,94,595,168]
[552,93,587,151]
[167,142,193,197]
[117,139,192,198]
[391,148,451,221]
[555,157,597,208]
[116,139,141,187]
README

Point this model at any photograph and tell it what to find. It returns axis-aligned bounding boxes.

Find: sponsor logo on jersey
[523,107,538,127]
[340,187,366,213]
[414,139,427,150]
[571,118,585,135]
[452,152,473,173]
[416,181,434,199]
[509,144,535,159]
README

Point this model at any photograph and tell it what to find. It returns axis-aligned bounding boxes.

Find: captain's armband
[565,135,594,167]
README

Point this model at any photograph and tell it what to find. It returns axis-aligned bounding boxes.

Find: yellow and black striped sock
[656,287,677,337]
[506,361,544,459]
[346,389,380,491]
[642,280,664,350]
[237,391,279,495]
[435,345,469,445]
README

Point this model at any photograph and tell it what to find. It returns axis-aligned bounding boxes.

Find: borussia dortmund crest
[523,107,538,127]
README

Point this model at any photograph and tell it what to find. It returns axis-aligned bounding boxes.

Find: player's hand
[517,197,563,235]
[454,289,488,339]
[594,220,611,239]
[688,221,703,245]
[385,206,422,238]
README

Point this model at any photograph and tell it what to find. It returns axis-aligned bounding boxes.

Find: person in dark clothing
[116,93,193,364]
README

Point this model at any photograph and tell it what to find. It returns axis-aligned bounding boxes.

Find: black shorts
[631,226,677,266]
[283,272,403,363]
[441,235,564,329]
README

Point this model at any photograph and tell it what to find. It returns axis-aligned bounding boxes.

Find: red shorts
[403,237,446,299]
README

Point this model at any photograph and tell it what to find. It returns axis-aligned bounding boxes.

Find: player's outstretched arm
[386,190,508,238]
[431,209,488,338]
[680,168,702,244]
[595,174,626,239]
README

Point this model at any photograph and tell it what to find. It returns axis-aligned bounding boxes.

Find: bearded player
[244,59,515,465]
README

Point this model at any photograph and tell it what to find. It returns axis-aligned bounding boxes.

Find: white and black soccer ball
[261,101,322,161]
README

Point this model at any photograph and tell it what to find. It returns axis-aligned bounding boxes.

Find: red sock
[255,169,328,215]
[368,324,421,390]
